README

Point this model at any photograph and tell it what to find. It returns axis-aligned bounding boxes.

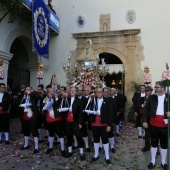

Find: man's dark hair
[0,83,5,87]
[60,86,66,91]
[155,81,166,90]
[38,84,44,90]
[46,84,52,89]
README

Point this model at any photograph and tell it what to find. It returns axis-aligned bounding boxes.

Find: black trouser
[18,108,24,131]
[23,117,39,137]
[37,111,48,130]
[66,121,84,148]
[144,127,150,148]
[0,114,9,132]
[107,126,114,138]
[91,126,108,144]
[47,121,64,138]
[136,112,142,127]
[81,122,88,137]
[115,114,120,125]
[150,125,168,149]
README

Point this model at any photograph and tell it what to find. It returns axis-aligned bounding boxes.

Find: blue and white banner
[24,0,60,34]
[32,0,50,58]
[50,10,60,33]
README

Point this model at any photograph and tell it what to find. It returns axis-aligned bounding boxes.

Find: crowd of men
[0,82,126,165]
[0,80,169,169]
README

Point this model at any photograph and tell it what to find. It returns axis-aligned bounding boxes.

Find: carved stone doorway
[72,29,144,113]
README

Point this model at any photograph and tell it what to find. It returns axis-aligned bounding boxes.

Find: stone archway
[72,29,144,112]
[1,27,49,89]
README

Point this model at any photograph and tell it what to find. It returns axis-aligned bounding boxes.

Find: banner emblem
[34,7,49,48]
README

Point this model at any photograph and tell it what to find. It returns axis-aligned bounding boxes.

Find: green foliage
[131,81,141,92]
[127,105,135,123]
[0,0,23,23]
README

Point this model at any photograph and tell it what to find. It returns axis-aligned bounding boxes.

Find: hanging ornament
[0,60,5,80]
[37,64,44,79]
[143,66,152,86]
[162,63,170,80]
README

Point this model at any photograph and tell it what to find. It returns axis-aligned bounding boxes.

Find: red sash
[91,115,107,126]
[150,115,168,128]
[0,108,7,114]
[67,111,74,122]
[46,112,63,123]
[23,112,35,120]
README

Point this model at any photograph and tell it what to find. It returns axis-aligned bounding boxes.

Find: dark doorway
[99,52,125,92]
[7,38,30,92]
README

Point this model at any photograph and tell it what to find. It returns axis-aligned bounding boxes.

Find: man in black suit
[143,81,168,170]
[103,87,117,153]
[0,83,11,144]
[89,86,114,164]
[65,86,85,160]
[20,86,40,154]
[111,88,123,136]
[132,85,146,138]
[141,86,153,152]
[14,81,26,133]
[77,85,91,152]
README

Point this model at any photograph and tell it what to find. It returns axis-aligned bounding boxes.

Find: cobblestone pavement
[0,118,165,170]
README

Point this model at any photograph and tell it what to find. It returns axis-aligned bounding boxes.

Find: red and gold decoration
[143,66,152,86]
[37,64,44,79]
[162,63,170,81]
[0,60,5,80]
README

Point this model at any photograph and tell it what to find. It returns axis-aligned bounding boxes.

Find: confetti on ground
[0,118,164,170]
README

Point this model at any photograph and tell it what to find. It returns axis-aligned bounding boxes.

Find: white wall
[51,0,170,87]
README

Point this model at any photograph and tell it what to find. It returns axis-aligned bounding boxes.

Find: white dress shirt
[0,93,4,103]
[156,94,165,115]
[69,97,75,112]
[97,98,103,115]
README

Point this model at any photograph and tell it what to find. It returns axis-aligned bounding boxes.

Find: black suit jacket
[108,97,117,123]
[88,97,114,127]
[0,92,11,111]
[66,96,83,125]
[142,94,169,123]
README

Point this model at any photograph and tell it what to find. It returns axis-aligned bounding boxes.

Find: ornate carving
[100,14,111,32]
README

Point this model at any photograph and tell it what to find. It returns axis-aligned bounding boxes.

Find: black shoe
[61,150,66,157]
[138,136,142,139]
[99,147,103,152]
[116,133,120,137]
[141,147,150,152]
[105,159,111,164]
[5,141,10,145]
[91,156,99,161]
[72,146,78,150]
[65,152,73,158]
[20,145,29,150]
[86,147,91,152]
[161,163,167,170]
[46,148,53,154]
[80,154,85,161]
[148,163,155,169]
[111,148,116,153]
[33,149,38,154]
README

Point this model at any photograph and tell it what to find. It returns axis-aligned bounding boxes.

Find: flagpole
[163,79,170,169]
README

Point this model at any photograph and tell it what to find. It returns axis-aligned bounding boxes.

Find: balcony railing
[0,0,60,34]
